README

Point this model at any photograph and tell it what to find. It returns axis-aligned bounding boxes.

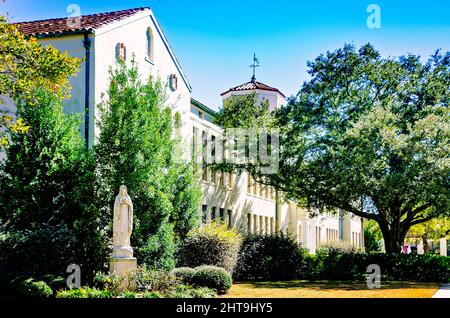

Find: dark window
[201,205,207,224]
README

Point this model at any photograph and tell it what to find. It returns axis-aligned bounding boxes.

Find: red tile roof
[12,7,150,37]
[220,80,286,98]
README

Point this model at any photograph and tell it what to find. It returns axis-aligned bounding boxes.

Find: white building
[12,7,364,252]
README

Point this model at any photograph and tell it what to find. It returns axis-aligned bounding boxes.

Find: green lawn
[225,280,441,298]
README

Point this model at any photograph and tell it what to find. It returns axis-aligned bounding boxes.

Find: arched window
[146,27,154,61]
[116,43,126,62]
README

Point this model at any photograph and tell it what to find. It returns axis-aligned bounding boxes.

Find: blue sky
[2,0,450,110]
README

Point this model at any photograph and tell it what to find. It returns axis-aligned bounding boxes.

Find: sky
[2,0,450,110]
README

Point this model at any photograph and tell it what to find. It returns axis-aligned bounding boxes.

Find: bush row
[232,235,450,283]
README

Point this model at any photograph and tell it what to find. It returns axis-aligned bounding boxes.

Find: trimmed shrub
[168,285,217,298]
[172,267,196,285]
[192,266,232,294]
[178,222,242,273]
[17,278,53,298]
[314,249,450,283]
[234,233,311,280]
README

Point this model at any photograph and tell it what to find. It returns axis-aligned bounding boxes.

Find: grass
[225,280,441,298]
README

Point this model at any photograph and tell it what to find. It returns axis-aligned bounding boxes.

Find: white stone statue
[112,185,134,258]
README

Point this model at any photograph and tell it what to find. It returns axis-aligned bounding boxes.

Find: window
[339,210,344,241]
[247,214,252,233]
[259,216,264,234]
[202,131,208,181]
[210,135,216,183]
[298,224,303,243]
[211,207,216,221]
[228,210,233,229]
[265,217,269,235]
[146,27,153,61]
[219,208,224,221]
[116,43,127,61]
[201,205,207,224]
[253,215,258,234]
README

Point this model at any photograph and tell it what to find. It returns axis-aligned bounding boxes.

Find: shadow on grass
[235,280,438,291]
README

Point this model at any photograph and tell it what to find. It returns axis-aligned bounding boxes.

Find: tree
[407,217,450,253]
[271,44,449,253]
[364,220,383,253]
[0,16,80,146]
[0,89,108,280]
[215,93,272,129]
[95,59,201,271]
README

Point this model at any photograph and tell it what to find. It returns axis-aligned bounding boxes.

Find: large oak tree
[273,44,449,253]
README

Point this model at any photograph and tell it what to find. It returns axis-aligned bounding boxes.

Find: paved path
[433,284,450,298]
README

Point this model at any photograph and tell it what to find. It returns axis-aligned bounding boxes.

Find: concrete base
[110,257,137,290]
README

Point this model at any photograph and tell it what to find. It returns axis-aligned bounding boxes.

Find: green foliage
[364,220,383,253]
[0,225,77,278]
[0,16,81,145]
[17,278,53,298]
[128,267,180,294]
[271,44,450,253]
[93,272,124,293]
[120,291,137,298]
[234,233,312,281]
[167,285,217,298]
[142,291,162,298]
[172,267,196,285]
[56,287,113,299]
[215,93,272,129]
[178,222,242,273]
[407,217,450,253]
[138,222,176,271]
[314,249,450,283]
[0,90,108,281]
[191,266,232,294]
[95,59,200,271]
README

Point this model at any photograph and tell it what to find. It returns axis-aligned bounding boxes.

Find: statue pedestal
[110,257,137,290]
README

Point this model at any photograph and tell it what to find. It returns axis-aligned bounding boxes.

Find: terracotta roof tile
[221,80,285,98]
[12,7,149,37]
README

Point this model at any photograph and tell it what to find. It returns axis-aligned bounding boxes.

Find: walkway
[433,284,450,298]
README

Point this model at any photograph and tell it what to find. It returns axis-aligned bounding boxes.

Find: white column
[440,238,447,256]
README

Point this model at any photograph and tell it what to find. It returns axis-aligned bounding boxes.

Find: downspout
[83,33,92,149]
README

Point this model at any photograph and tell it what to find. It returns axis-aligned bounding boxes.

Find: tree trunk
[381,226,407,254]
[422,234,430,254]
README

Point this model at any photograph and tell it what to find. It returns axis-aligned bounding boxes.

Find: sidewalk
[432,284,450,298]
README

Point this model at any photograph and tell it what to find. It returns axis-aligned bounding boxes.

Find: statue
[113,185,133,257]
[110,185,137,282]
